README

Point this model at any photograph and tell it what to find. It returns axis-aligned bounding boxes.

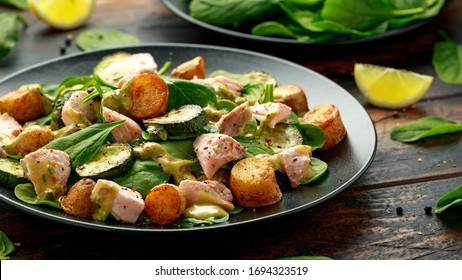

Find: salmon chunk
[193,133,247,179]
[20,149,71,202]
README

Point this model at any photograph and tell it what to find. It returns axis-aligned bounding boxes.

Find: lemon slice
[28,0,96,30]
[354,63,433,109]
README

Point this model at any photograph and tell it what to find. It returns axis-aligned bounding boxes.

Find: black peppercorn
[396,207,403,215]
[424,206,432,215]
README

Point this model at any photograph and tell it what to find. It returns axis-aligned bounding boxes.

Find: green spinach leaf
[45,120,125,168]
[166,79,217,109]
[75,29,140,51]
[390,117,462,143]
[0,0,28,10]
[0,13,27,60]
[113,159,170,198]
[294,123,326,150]
[14,183,61,209]
[436,184,462,214]
[432,33,462,85]
[302,157,328,184]
[0,230,15,260]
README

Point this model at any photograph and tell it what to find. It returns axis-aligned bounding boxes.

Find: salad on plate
[0,52,347,227]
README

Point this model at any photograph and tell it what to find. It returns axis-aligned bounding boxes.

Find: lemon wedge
[354,63,433,109]
[27,0,96,30]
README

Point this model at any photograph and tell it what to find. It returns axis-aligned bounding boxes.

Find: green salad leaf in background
[0,13,27,59]
[432,32,462,85]
[189,0,446,43]
[0,230,15,260]
[0,0,28,10]
[75,28,141,51]
[390,116,462,143]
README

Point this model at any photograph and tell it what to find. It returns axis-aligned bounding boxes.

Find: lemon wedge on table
[354,63,433,110]
[27,0,96,30]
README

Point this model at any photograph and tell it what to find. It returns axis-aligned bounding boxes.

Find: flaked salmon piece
[216,102,252,137]
[250,102,292,128]
[0,112,22,140]
[193,133,247,180]
[61,90,98,127]
[277,145,313,188]
[102,107,142,143]
[192,75,243,95]
[91,179,144,224]
[111,185,145,224]
[178,179,234,211]
[20,149,71,202]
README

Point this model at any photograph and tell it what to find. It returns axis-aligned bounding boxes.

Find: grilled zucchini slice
[144,104,209,137]
[0,158,29,189]
[75,142,134,179]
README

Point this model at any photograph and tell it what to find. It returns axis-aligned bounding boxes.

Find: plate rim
[0,43,377,233]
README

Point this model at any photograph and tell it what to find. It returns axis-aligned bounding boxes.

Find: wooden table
[1,0,461,260]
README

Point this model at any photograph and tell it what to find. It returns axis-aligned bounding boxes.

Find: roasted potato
[4,125,54,156]
[0,84,49,124]
[229,157,282,207]
[144,183,186,225]
[120,73,169,119]
[170,56,205,80]
[302,103,346,150]
[61,178,97,219]
[273,84,309,116]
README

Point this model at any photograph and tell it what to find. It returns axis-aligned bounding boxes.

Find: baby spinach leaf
[14,183,61,209]
[432,33,462,85]
[113,159,170,198]
[390,117,462,143]
[0,0,28,10]
[45,120,125,168]
[75,29,141,51]
[166,79,217,109]
[0,13,27,60]
[436,184,462,214]
[294,123,326,150]
[0,230,15,260]
[172,215,229,228]
[189,0,277,28]
[302,157,328,184]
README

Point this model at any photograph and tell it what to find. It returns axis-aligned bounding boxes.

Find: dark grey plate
[161,0,434,46]
[0,43,377,232]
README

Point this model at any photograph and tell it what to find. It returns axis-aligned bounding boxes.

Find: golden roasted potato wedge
[5,125,54,156]
[273,84,308,116]
[121,73,169,119]
[229,157,282,207]
[302,103,346,150]
[0,84,49,124]
[170,56,205,80]
[144,183,186,225]
[61,178,97,219]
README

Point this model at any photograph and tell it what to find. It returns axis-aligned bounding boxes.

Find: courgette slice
[51,90,74,130]
[75,142,134,179]
[144,104,209,136]
[0,158,29,189]
[259,124,303,153]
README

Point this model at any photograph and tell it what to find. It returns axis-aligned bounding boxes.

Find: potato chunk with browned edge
[61,178,97,219]
[120,73,169,119]
[302,103,346,150]
[144,183,186,225]
[229,157,282,207]
[0,84,48,123]
[170,56,205,80]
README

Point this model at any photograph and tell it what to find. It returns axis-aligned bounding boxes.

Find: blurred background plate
[161,0,439,46]
[0,43,376,232]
